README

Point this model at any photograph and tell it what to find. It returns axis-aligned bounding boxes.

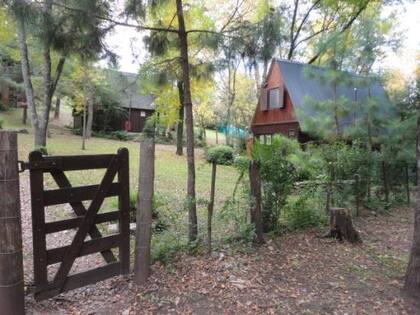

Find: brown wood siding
[252,61,297,129]
[127,109,154,132]
[250,60,313,142]
[252,121,300,136]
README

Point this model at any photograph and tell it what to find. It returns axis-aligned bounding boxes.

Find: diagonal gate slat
[50,155,120,296]
[29,148,130,301]
[50,170,116,263]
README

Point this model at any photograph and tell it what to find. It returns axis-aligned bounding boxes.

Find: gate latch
[18,161,27,173]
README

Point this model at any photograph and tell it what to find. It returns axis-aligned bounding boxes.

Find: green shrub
[0,118,3,129]
[283,194,326,231]
[219,197,254,243]
[108,130,133,141]
[151,231,187,264]
[253,136,296,233]
[72,128,82,136]
[206,145,235,165]
[233,155,250,172]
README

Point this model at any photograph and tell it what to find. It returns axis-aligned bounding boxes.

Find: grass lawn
[1,108,241,257]
[1,109,237,199]
[205,128,226,145]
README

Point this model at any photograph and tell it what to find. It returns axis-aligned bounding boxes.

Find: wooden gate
[24,148,130,301]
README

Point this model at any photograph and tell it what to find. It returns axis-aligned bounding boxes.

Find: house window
[140,111,146,117]
[288,129,296,137]
[268,87,284,109]
[263,134,272,144]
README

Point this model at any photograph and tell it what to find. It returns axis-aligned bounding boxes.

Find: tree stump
[326,208,361,243]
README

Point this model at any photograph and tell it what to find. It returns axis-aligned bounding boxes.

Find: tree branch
[50,56,65,97]
[288,0,321,60]
[307,0,370,64]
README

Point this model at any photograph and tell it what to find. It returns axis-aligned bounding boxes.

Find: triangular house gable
[251,59,302,140]
[251,58,391,142]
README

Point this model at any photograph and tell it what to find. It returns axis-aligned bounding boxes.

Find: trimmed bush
[206,145,235,165]
[233,155,250,172]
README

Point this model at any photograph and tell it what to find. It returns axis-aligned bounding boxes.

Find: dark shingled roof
[103,70,155,111]
[274,59,392,132]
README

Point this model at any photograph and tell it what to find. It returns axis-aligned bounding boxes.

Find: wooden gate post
[134,135,155,285]
[0,131,25,314]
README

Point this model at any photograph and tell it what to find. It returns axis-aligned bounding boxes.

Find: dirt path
[21,166,418,314]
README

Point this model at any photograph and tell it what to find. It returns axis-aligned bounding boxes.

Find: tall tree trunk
[176,81,184,156]
[16,14,38,136]
[249,161,264,244]
[382,161,389,205]
[332,81,341,137]
[15,1,65,148]
[404,112,420,299]
[262,59,269,82]
[22,106,27,125]
[54,97,60,119]
[82,100,87,150]
[207,162,217,254]
[287,0,299,60]
[176,0,198,242]
[86,85,94,139]
[225,62,238,146]
[38,0,54,148]
[254,60,261,93]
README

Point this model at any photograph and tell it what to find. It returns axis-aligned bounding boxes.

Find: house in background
[111,71,155,132]
[0,57,26,110]
[74,70,155,132]
[250,58,391,143]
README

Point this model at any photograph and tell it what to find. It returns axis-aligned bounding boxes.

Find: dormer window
[260,85,284,111]
[268,86,284,109]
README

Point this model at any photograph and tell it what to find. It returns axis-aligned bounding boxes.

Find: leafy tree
[3,0,112,148]
[192,80,215,143]
[0,7,23,110]
[70,63,105,148]
[252,136,297,233]
[126,0,243,242]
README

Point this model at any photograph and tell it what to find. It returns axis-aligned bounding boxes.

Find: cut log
[326,208,361,243]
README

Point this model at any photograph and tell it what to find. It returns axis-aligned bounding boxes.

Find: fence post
[0,131,25,314]
[249,160,264,244]
[207,161,217,254]
[382,161,389,206]
[354,174,360,217]
[406,163,410,206]
[134,135,155,285]
[325,182,331,215]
